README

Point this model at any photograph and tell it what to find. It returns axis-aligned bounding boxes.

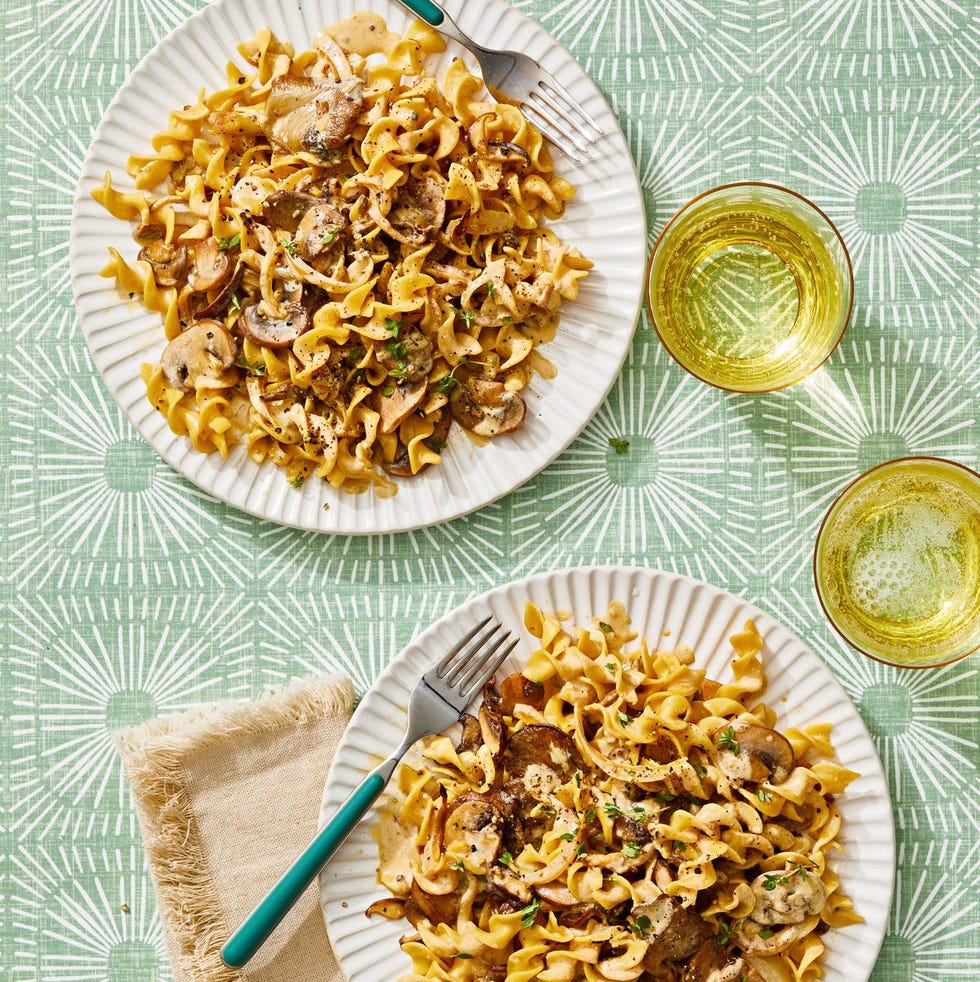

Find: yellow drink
[814,457,980,667]
[647,183,852,392]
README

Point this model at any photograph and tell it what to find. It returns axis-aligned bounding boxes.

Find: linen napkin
[115,674,356,982]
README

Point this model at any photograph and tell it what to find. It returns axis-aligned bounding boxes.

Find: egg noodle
[372,602,862,982]
[93,13,591,496]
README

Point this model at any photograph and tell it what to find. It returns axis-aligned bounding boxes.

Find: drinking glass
[646,182,853,392]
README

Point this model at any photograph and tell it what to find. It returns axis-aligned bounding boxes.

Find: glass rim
[813,455,980,669]
[644,181,855,394]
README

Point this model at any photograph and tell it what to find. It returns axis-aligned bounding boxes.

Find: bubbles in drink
[815,458,980,667]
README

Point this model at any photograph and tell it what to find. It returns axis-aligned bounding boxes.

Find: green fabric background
[2,0,979,978]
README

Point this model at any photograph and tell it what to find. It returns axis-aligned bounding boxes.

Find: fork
[220,614,518,969]
[394,0,604,161]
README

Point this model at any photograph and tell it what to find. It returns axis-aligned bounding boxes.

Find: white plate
[69,0,646,534]
[319,565,895,982]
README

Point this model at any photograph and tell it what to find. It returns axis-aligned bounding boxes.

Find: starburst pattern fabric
[1,1,978,979]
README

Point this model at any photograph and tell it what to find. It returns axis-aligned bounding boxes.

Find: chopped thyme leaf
[692,762,708,778]
[718,726,741,755]
[605,662,617,672]
[289,474,305,488]
[486,282,496,298]
[455,952,473,959]
[284,239,299,255]
[321,227,338,244]
[228,292,242,313]
[384,316,405,336]
[608,437,630,454]
[757,788,772,803]
[559,830,577,841]
[598,621,613,633]
[758,928,775,939]
[498,850,513,865]
[622,841,641,858]
[434,374,460,393]
[603,802,623,819]
[383,385,395,396]
[671,840,686,852]
[716,920,731,945]
[519,898,541,928]
[575,843,587,857]
[449,860,465,871]
[218,233,240,251]
[632,805,647,818]
[234,354,266,377]
[617,711,631,726]
[584,807,596,823]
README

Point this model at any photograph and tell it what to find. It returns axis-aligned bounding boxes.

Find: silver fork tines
[434,616,518,699]
[393,0,604,161]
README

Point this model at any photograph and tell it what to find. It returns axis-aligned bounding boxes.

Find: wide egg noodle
[93,13,591,496]
[374,603,862,982]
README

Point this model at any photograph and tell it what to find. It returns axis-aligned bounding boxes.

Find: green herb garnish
[321,227,338,245]
[519,898,541,928]
[608,437,630,455]
[218,233,240,251]
[718,726,741,755]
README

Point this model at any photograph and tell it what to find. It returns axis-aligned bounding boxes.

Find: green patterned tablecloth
[2,0,979,978]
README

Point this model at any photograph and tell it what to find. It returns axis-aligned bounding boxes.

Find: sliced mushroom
[262,189,323,233]
[195,261,244,319]
[133,222,166,245]
[294,200,348,264]
[160,320,236,392]
[732,915,820,957]
[365,897,406,919]
[264,76,363,159]
[378,380,427,434]
[376,329,434,384]
[407,879,459,927]
[634,896,712,966]
[486,141,531,166]
[487,864,532,906]
[138,240,189,287]
[238,302,310,348]
[505,723,582,794]
[455,713,483,753]
[748,868,826,926]
[187,237,232,292]
[498,673,546,716]
[715,721,795,786]
[450,376,526,438]
[681,940,749,982]
[444,793,505,873]
[389,174,446,244]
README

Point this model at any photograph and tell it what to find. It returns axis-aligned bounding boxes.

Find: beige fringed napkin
[115,674,356,982]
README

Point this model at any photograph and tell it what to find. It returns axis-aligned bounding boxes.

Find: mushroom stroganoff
[93,12,591,496]
[370,604,862,982]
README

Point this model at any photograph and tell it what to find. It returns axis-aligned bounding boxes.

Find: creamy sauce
[322,11,402,58]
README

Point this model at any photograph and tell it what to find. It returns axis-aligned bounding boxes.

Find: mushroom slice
[262,190,323,233]
[195,261,244,319]
[486,141,531,166]
[188,237,232,292]
[499,673,545,716]
[633,896,711,966]
[238,302,310,349]
[294,201,348,264]
[681,939,749,982]
[444,793,505,873]
[747,868,826,926]
[378,380,427,434]
[265,76,363,159]
[389,174,446,244]
[365,897,406,920]
[732,915,820,957]
[377,329,434,384]
[161,320,236,392]
[715,721,795,786]
[455,713,483,753]
[505,724,582,793]
[138,240,189,287]
[449,376,526,438]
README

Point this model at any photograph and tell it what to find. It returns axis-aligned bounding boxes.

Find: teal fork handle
[396,0,446,27]
[220,769,387,969]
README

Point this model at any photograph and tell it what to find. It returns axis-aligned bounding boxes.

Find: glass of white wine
[814,457,980,668]
[646,182,853,392]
